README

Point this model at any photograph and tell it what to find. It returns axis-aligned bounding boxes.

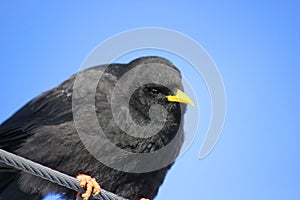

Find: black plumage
[0,57,188,200]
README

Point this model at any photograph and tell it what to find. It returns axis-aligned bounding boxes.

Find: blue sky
[1,1,299,200]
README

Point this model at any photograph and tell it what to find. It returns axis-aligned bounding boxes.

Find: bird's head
[121,57,193,140]
[95,56,194,153]
[129,83,194,125]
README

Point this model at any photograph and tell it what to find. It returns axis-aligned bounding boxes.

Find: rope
[0,149,129,200]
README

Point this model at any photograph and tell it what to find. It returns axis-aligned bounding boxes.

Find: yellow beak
[166,89,194,106]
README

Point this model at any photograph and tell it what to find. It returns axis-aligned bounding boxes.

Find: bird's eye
[150,88,159,95]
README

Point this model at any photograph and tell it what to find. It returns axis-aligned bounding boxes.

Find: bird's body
[0,57,188,200]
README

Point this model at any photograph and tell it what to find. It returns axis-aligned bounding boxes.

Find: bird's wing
[0,99,42,152]
[0,77,75,199]
[0,64,114,152]
[0,76,75,152]
[0,97,45,199]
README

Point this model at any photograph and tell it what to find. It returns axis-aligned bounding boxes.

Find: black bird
[0,56,194,200]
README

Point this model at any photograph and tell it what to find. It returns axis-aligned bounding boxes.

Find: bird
[0,56,194,200]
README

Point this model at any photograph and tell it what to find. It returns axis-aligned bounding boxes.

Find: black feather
[0,56,186,200]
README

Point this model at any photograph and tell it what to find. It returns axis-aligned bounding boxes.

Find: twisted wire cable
[0,149,128,200]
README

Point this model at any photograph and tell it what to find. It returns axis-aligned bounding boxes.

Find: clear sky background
[1,1,299,200]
